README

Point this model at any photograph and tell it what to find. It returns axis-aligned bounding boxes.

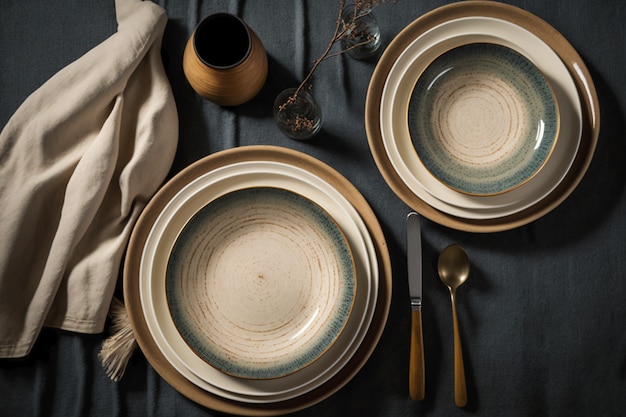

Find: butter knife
[407,212,425,401]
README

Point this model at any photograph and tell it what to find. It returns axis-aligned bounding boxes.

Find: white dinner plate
[380,16,582,218]
[139,160,378,403]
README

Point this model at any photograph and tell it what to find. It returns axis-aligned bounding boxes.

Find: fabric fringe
[98,297,137,382]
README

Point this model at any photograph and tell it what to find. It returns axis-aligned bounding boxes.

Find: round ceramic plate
[140,159,377,401]
[165,187,356,380]
[380,17,581,218]
[407,42,559,196]
[367,0,599,232]
[125,146,391,416]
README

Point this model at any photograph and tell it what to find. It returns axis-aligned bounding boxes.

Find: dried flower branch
[276,0,393,136]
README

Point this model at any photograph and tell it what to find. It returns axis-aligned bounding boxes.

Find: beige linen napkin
[0,0,177,358]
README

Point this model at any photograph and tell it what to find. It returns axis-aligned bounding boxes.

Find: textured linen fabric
[1,0,626,416]
[0,0,178,358]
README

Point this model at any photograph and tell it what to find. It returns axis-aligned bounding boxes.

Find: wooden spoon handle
[451,298,467,407]
[409,309,425,400]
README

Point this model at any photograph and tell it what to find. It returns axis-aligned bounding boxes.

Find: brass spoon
[437,244,470,408]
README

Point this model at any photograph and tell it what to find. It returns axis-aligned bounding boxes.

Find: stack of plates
[366,1,600,232]
[124,146,392,415]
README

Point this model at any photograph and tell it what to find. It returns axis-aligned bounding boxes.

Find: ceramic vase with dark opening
[183,13,268,106]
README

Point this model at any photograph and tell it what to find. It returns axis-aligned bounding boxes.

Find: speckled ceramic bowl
[165,187,356,380]
[408,42,560,196]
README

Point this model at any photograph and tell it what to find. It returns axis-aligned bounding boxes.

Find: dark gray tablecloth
[2,0,625,416]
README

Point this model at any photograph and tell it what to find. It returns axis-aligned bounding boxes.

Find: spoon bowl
[438,245,470,291]
[437,244,470,407]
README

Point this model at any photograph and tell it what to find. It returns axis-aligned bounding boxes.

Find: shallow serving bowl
[165,186,356,380]
[407,42,560,196]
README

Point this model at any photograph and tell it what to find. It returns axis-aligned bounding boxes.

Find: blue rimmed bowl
[408,42,560,196]
[165,186,356,380]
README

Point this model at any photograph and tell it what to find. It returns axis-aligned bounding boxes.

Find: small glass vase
[341,4,382,60]
[273,88,322,141]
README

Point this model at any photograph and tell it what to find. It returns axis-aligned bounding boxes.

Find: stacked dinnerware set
[124,2,598,415]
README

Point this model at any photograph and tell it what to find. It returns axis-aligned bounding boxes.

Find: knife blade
[407,211,425,401]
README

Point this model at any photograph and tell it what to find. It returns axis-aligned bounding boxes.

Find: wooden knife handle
[409,309,425,400]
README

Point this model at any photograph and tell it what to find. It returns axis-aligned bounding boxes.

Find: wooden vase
[183,13,268,107]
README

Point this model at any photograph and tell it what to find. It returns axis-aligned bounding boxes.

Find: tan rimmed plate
[124,145,392,416]
[366,0,599,232]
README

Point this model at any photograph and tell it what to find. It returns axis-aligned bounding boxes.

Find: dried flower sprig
[277,0,392,135]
